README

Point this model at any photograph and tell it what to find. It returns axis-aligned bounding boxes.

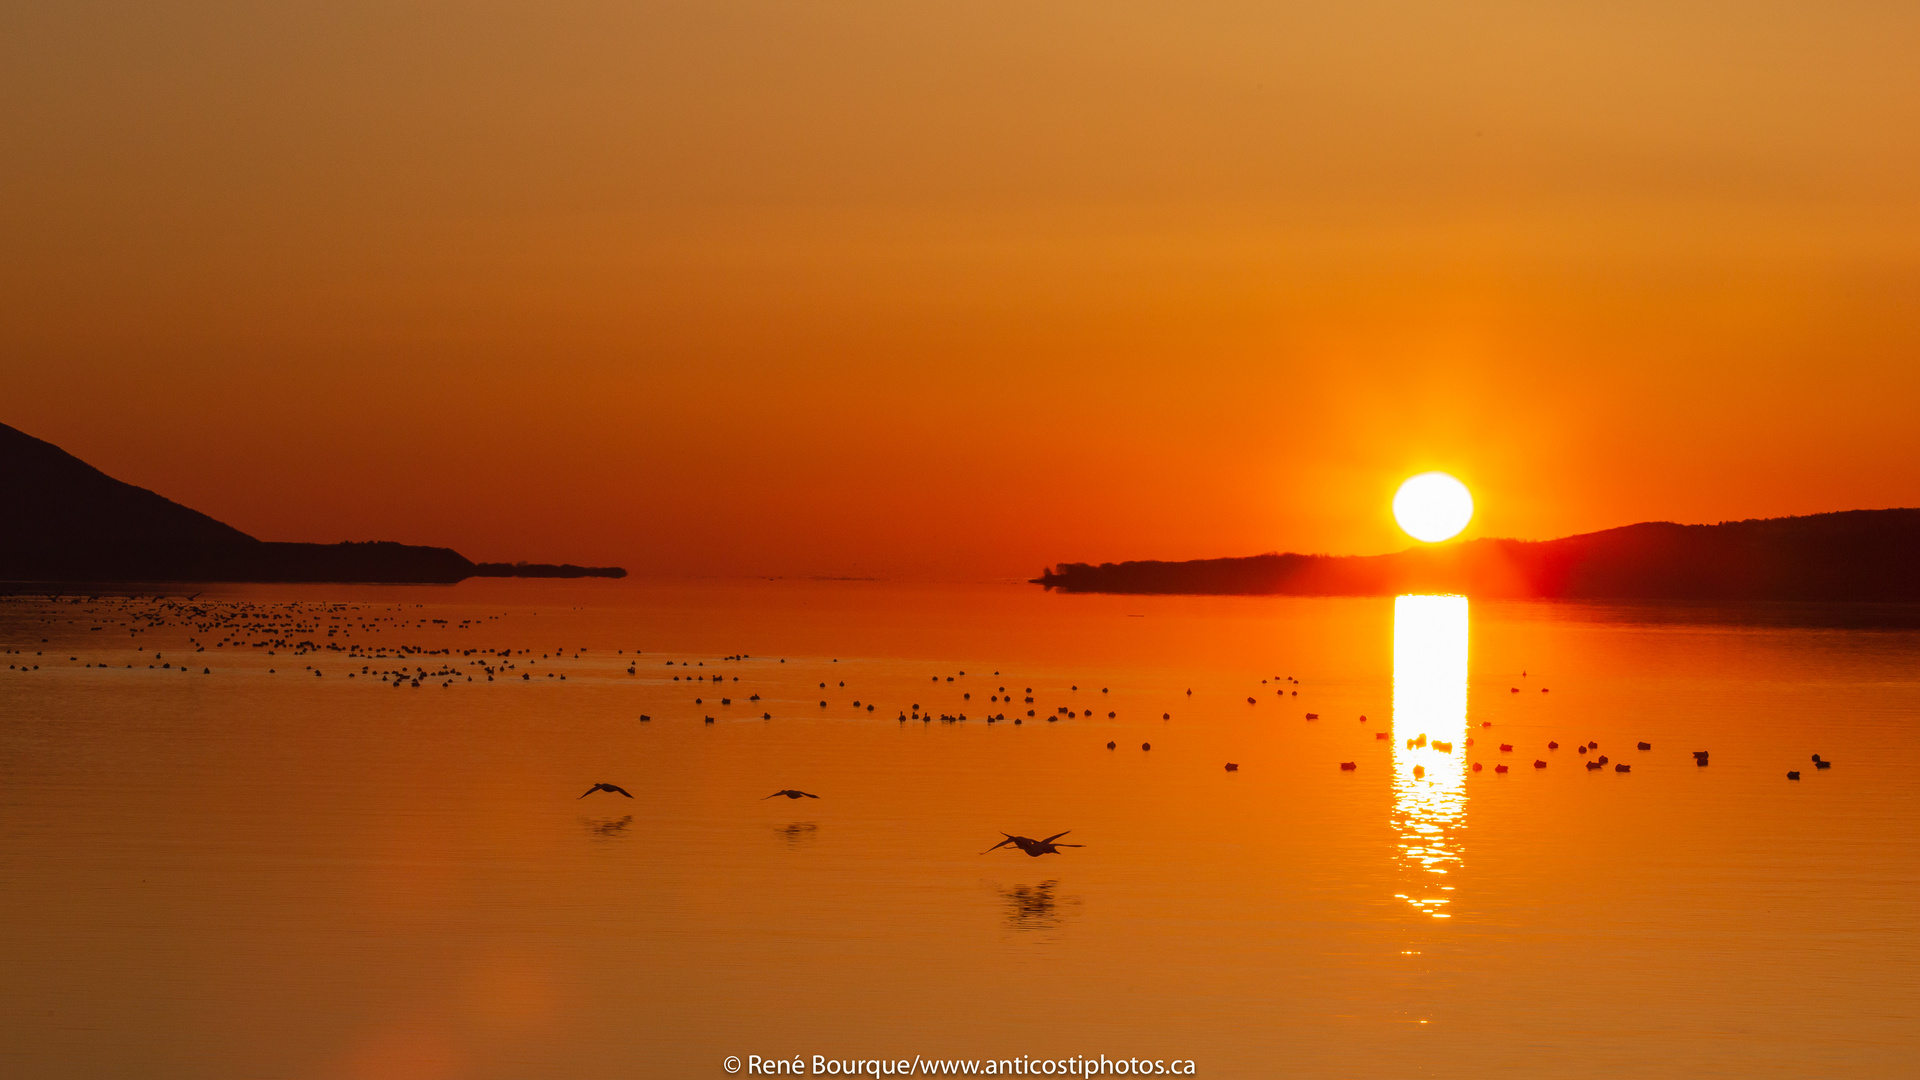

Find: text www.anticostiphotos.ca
[746,1055,1198,1076]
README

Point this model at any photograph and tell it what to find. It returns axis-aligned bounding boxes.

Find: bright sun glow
[1393,472,1474,543]
[1392,594,1469,913]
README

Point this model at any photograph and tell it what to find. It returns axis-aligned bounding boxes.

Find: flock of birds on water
[3,592,1847,861]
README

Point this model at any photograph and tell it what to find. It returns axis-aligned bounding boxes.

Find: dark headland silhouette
[1,422,625,583]
[1036,510,1920,603]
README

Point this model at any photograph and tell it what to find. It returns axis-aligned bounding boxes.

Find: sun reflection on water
[1392,594,1469,918]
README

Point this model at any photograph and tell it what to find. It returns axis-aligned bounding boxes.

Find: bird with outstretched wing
[982,831,1083,857]
[579,783,634,799]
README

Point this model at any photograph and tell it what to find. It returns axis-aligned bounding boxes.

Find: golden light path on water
[1392,594,1470,918]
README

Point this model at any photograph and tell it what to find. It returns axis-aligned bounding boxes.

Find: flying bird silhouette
[578,783,633,799]
[764,789,820,800]
[982,831,1082,857]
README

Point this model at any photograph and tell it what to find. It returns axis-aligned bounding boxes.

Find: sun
[1393,472,1474,543]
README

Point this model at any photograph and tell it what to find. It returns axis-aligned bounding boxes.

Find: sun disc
[1393,473,1474,543]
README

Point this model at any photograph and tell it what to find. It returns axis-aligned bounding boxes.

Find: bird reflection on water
[774,822,819,848]
[582,814,633,839]
[1000,880,1079,932]
[1391,595,1470,919]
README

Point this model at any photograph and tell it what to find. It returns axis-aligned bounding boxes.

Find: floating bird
[1339,761,1356,771]
[1533,759,1547,769]
[1413,765,1425,778]
[1494,764,1509,773]
[1499,743,1514,752]
[982,831,1082,857]
[1107,741,1116,750]
[1548,741,1559,750]
[1471,762,1483,772]
[1586,760,1603,770]
[1693,750,1710,766]
[1787,771,1800,780]
[1141,742,1151,751]
[764,789,819,800]
[578,783,633,799]
[1811,754,1823,763]
[1615,764,1631,773]
[1375,732,1389,739]
[1815,760,1832,769]
[1637,742,1652,751]
[1225,762,1239,772]
[1305,713,1319,720]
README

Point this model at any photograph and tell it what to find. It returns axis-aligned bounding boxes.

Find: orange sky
[4,2,1919,578]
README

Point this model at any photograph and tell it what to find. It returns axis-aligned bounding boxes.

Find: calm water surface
[1,581,1915,1078]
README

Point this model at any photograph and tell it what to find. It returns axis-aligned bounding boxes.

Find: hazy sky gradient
[5,2,1918,576]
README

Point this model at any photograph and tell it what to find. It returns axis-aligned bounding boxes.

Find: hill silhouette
[1035,510,1920,603]
[0,422,624,583]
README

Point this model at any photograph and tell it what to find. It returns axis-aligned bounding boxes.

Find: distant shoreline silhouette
[1036,510,1920,603]
[1,421,625,584]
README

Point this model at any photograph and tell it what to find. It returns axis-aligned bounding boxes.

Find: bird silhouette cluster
[2,590,1833,882]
